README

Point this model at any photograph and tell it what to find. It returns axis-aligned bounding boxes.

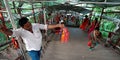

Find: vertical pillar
[3,0,27,60]
[17,7,22,18]
[99,8,104,22]
[3,0,17,30]
[43,8,46,24]
[32,4,36,23]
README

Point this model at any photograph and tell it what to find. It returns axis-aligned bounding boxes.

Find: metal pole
[104,0,107,2]
[43,8,46,24]
[18,7,22,18]
[4,0,27,60]
[43,8,48,40]
[99,8,104,22]
[89,7,94,20]
[32,3,36,23]
[3,0,17,30]
[43,7,47,55]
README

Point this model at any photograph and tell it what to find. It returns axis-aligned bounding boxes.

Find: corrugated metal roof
[8,0,120,13]
[47,3,91,14]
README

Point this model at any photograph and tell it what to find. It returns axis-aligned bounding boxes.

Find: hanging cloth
[61,27,69,43]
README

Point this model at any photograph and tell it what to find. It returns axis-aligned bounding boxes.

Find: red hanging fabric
[11,37,19,49]
[61,27,69,43]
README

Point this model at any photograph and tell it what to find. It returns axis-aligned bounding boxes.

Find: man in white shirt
[0,17,64,60]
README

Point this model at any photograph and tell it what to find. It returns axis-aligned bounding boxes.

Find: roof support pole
[42,7,48,56]
[89,7,94,20]
[3,0,17,30]
[3,0,28,60]
[17,7,22,18]
[32,4,36,23]
[99,8,104,22]
[43,8,46,25]
[104,0,107,2]
[17,1,23,18]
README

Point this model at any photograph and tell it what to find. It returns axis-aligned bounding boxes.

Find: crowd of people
[80,15,120,51]
[0,13,120,60]
[80,15,102,51]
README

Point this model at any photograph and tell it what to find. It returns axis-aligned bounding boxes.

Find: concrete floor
[41,27,120,60]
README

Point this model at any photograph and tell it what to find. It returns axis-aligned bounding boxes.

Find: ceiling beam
[10,0,57,3]
[78,1,120,4]
[0,10,7,13]
[103,11,120,13]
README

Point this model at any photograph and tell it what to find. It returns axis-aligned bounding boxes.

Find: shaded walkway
[41,27,120,60]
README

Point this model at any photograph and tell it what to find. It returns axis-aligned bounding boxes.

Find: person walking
[88,27,102,51]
